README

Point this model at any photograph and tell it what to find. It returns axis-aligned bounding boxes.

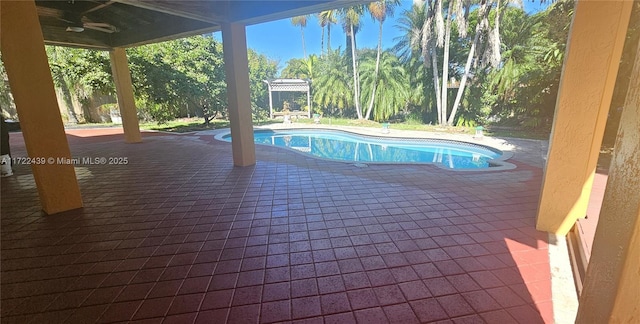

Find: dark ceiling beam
[110,14,217,48]
[113,0,224,24]
[44,40,113,51]
[41,27,113,49]
[118,25,220,48]
[82,0,116,15]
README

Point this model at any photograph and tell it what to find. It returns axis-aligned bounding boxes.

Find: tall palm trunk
[321,27,325,56]
[364,20,384,120]
[327,24,332,52]
[448,2,489,125]
[440,0,453,125]
[430,43,442,125]
[349,23,362,119]
[300,26,307,58]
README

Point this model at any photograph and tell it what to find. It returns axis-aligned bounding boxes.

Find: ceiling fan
[61,11,118,33]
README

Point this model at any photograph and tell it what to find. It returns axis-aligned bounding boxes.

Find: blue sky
[216,1,550,70]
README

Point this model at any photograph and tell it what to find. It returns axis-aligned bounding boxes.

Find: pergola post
[267,83,274,119]
[221,22,256,167]
[535,0,633,234]
[307,86,312,118]
[576,38,640,323]
[0,0,82,214]
[110,48,142,143]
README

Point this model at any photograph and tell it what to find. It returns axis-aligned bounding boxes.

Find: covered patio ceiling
[35,0,370,50]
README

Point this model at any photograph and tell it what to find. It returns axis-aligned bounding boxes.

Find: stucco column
[536,0,633,234]
[110,48,142,143]
[576,38,640,323]
[221,22,256,167]
[0,0,83,214]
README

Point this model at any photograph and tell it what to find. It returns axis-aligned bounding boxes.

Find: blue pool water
[221,129,503,169]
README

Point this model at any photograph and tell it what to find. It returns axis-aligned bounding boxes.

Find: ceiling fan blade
[83,23,117,33]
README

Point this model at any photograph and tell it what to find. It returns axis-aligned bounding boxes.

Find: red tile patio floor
[1,128,553,323]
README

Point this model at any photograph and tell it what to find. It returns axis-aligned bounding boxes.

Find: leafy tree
[313,49,353,115]
[359,50,408,121]
[0,56,16,119]
[127,35,277,123]
[247,48,279,119]
[281,55,317,79]
[481,1,573,128]
[46,46,113,123]
[127,42,192,122]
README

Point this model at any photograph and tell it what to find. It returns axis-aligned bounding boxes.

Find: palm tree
[364,0,401,120]
[281,55,317,80]
[393,3,441,123]
[313,49,353,114]
[318,10,337,55]
[291,15,309,58]
[359,51,408,121]
[339,5,366,119]
[447,0,493,125]
[439,0,469,125]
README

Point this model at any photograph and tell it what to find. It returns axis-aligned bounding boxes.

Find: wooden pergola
[264,79,311,119]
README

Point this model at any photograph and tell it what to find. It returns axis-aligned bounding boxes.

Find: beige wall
[536,0,633,234]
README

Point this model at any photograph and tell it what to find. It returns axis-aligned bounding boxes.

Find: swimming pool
[219,129,506,169]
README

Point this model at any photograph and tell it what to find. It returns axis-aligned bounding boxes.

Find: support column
[576,38,640,323]
[221,22,256,167]
[110,48,142,143]
[307,86,311,118]
[0,0,82,214]
[536,0,633,234]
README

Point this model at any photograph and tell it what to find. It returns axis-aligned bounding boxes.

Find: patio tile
[1,130,553,323]
[133,297,173,319]
[292,296,322,319]
[373,285,406,306]
[201,289,234,310]
[291,278,318,298]
[383,303,420,324]
[228,304,260,323]
[231,285,263,306]
[317,275,345,294]
[320,292,351,314]
[397,280,432,300]
[260,300,291,323]
[167,293,205,315]
[324,311,357,324]
[354,307,389,324]
[98,300,143,323]
[347,288,379,310]
[342,272,372,290]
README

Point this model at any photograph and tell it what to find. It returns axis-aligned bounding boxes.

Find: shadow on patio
[1,128,552,323]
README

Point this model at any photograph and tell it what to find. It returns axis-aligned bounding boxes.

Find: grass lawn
[147,116,551,140]
[67,116,551,140]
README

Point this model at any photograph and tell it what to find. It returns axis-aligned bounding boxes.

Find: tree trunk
[60,80,79,124]
[349,23,362,119]
[448,3,489,126]
[430,43,442,125]
[321,26,325,56]
[440,0,453,125]
[301,26,307,58]
[364,20,383,120]
[327,23,332,52]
